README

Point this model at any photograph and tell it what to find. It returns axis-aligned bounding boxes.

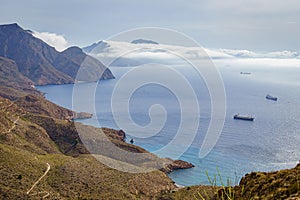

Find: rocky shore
[72,111,93,120]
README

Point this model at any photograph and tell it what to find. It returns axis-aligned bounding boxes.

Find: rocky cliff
[0,23,114,85]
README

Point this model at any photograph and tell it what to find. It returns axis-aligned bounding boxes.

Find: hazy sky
[1,0,300,51]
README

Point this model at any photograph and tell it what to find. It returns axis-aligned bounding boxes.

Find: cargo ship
[233,114,254,121]
[266,94,278,101]
[240,72,251,75]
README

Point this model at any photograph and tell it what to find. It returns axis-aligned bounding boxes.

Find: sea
[37,59,300,186]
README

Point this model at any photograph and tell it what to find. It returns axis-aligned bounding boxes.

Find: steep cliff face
[54,46,115,81]
[0,23,70,85]
[0,23,114,85]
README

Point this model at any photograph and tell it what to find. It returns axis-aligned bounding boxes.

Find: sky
[1,0,300,51]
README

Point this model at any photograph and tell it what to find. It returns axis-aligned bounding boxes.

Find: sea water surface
[37,61,300,186]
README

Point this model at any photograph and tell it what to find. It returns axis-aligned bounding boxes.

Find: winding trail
[6,116,20,133]
[1,102,51,198]
[26,163,51,195]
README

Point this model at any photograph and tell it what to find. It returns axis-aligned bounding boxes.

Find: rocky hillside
[0,57,191,199]
[0,57,39,100]
[0,95,178,199]
[0,26,176,197]
[0,23,114,85]
[0,22,298,200]
[158,163,300,200]
[54,46,114,81]
[14,94,73,120]
[233,163,300,199]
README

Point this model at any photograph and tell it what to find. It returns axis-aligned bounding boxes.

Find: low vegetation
[0,22,299,199]
[0,96,176,199]
[158,164,300,200]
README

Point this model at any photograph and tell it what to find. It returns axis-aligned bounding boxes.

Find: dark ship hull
[233,114,254,121]
[266,94,278,101]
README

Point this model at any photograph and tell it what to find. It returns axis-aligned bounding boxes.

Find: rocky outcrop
[72,111,93,120]
[161,159,195,173]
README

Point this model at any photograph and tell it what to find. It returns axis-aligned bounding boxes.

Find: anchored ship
[233,114,254,121]
[266,94,278,101]
[240,72,251,75]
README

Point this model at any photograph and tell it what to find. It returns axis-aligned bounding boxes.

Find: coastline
[1,21,299,199]
[37,78,300,187]
[35,85,195,176]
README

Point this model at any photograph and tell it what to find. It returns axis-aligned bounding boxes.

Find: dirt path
[7,116,19,133]
[5,114,22,133]
[26,163,51,195]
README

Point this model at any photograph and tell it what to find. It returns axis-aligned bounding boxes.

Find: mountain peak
[0,23,22,30]
[0,23,115,85]
[82,41,110,53]
[131,39,159,45]
[63,46,83,54]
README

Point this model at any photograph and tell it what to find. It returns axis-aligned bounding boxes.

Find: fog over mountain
[82,40,300,68]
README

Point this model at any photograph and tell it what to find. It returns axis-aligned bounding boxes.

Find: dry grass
[0,96,176,199]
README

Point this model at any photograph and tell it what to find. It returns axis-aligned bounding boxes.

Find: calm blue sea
[37,62,300,186]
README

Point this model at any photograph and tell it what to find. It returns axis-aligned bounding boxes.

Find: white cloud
[216,49,299,59]
[32,31,69,52]
[88,40,300,67]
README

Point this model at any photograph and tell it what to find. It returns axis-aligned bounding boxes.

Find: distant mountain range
[82,40,179,67]
[83,39,300,68]
[0,23,114,86]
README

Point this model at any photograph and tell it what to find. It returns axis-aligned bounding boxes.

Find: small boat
[233,114,254,121]
[266,94,277,101]
[240,72,251,75]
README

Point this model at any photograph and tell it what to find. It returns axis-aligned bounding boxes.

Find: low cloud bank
[32,31,69,52]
